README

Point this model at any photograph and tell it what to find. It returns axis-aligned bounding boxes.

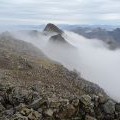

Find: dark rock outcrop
[49,33,75,48]
[0,84,119,120]
[49,34,68,43]
[44,23,63,34]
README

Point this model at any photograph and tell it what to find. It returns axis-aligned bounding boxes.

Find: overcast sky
[0,0,120,25]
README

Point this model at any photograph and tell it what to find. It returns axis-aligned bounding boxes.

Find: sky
[0,0,120,25]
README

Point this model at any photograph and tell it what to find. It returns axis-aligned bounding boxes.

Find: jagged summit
[44,23,63,34]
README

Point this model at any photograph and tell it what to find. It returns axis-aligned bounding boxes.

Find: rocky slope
[0,26,119,119]
[0,84,120,120]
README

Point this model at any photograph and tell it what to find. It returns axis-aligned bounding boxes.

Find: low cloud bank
[13,31,120,101]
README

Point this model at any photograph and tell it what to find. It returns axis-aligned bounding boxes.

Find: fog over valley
[9,27,120,101]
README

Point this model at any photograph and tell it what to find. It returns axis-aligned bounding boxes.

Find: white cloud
[100,14,120,20]
[0,0,120,25]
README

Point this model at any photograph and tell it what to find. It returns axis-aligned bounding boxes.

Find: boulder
[71,98,80,107]
[0,103,5,113]
[28,98,48,110]
[28,111,42,120]
[20,107,41,120]
[4,108,14,117]
[85,115,97,120]
[56,104,76,119]
[115,103,120,112]
[0,103,5,117]
[49,101,61,108]
[98,94,107,104]
[43,108,54,117]
[20,107,31,116]
[0,116,9,120]
[79,95,92,106]
[11,113,28,120]
[103,100,115,114]
[15,103,26,112]
[79,95,95,116]
[0,96,4,104]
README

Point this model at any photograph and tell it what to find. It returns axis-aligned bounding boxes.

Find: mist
[12,30,120,101]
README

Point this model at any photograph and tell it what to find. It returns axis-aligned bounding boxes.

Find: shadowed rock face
[44,23,63,34]
[49,34,67,43]
[49,34,75,48]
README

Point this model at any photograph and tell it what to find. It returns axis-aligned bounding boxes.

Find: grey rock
[115,103,120,112]
[10,113,28,120]
[98,94,107,104]
[85,115,97,120]
[20,107,31,116]
[15,103,26,112]
[71,98,79,107]
[44,23,63,34]
[56,104,76,119]
[79,95,92,106]
[28,111,42,120]
[0,116,9,120]
[103,100,115,114]
[0,96,4,104]
[28,98,48,110]
[4,108,14,117]
[0,103,5,114]
[43,108,54,117]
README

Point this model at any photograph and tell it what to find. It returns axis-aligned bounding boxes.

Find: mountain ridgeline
[0,24,120,120]
[70,27,120,49]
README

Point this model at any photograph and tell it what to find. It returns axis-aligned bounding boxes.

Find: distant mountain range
[1,24,120,50]
[67,27,120,49]
[0,24,120,31]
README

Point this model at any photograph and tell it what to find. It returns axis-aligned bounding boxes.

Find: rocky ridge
[0,84,120,120]
[0,25,119,119]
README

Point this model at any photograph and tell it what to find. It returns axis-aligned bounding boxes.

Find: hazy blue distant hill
[68,26,120,49]
[0,24,120,32]
[58,24,120,31]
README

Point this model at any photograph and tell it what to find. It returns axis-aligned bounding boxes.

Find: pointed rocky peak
[44,23,63,34]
